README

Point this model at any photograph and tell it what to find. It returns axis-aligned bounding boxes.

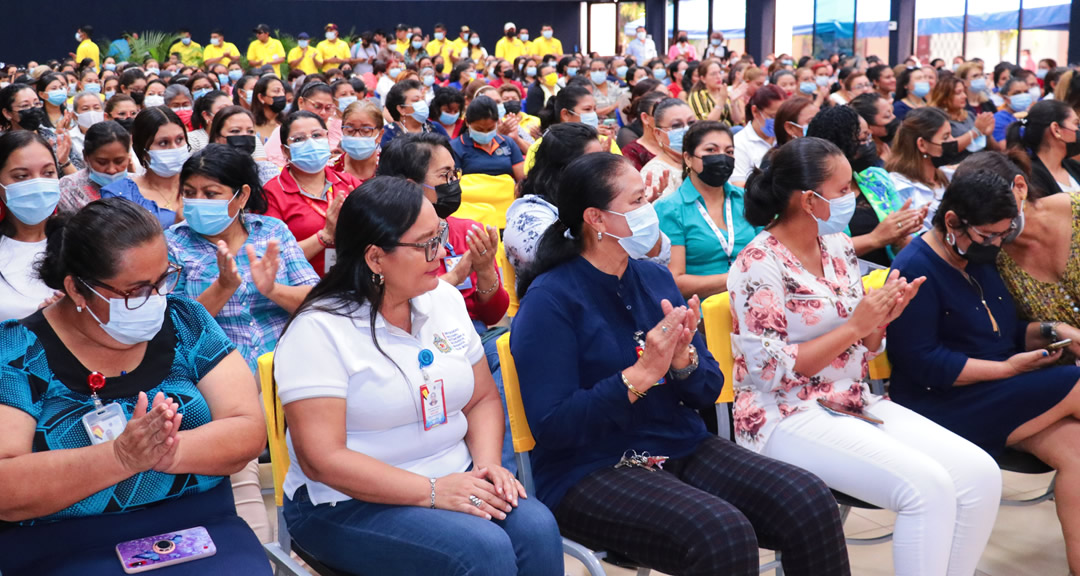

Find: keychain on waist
[81,371,129,445]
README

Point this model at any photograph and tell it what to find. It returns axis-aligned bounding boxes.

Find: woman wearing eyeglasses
[262,111,362,278]
[334,99,383,184]
[273,176,563,576]
[0,197,270,575]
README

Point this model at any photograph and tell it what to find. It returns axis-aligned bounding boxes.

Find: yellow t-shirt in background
[203,42,240,67]
[316,39,351,72]
[287,46,321,75]
[248,38,287,77]
[168,41,203,66]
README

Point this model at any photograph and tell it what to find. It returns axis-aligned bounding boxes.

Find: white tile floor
[262,467,1067,576]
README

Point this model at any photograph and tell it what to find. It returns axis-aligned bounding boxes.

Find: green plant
[277,30,299,76]
[127,30,177,64]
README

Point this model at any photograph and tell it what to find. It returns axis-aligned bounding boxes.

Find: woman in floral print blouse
[728,137,1003,576]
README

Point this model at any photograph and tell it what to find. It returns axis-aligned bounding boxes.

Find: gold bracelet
[621,372,646,398]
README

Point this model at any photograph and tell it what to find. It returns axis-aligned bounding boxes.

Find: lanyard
[694,196,736,256]
[88,371,107,408]
[297,182,335,219]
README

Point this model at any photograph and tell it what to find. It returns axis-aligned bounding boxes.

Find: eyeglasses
[393,221,449,262]
[305,102,336,115]
[286,130,329,145]
[80,263,183,310]
[659,120,696,131]
[966,221,1016,244]
[431,168,461,185]
[342,125,380,138]
[850,83,871,91]
[13,102,43,112]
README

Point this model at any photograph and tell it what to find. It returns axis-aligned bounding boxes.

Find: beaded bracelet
[429,477,437,508]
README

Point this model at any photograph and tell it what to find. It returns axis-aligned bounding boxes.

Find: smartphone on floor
[116,526,216,573]
[817,398,884,426]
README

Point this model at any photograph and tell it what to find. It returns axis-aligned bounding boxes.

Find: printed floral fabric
[729,231,882,451]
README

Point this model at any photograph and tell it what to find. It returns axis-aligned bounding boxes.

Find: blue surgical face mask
[68,85,77,97]
[590,71,607,86]
[912,81,931,98]
[799,81,816,95]
[652,68,667,80]
[409,100,430,123]
[0,177,60,225]
[575,110,599,128]
[762,117,776,138]
[183,189,240,236]
[616,65,628,78]
[105,63,117,72]
[299,39,309,49]
[434,32,445,41]
[227,71,241,83]
[181,37,191,46]
[970,77,988,92]
[470,127,497,146]
[341,136,378,160]
[47,89,67,106]
[81,283,167,345]
[665,126,688,153]
[497,103,506,118]
[287,138,331,173]
[105,90,116,100]
[146,68,160,76]
[217,74,230,87]
[816,76,831,87]
[711,38,722,46]
[244,91,253,105]
[412,41,424,50]
[526,66,538,77]
[146,148,191,178]
[520,34,529,42]
[388,67,401,79]
[440,111,459,125]
[337,95,357,112]
[1009,92,1033,112]
[84,83,102,94]
[605,203,661,259]
[567,67,578,77]
[1037,68,1049,80]
[423,74,435,87]
[543,30,553,39]
[810,190,856,236]
[88,168,129,188]
[193,88,211,101]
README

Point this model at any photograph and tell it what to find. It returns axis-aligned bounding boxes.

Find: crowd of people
[0,18,1079,576]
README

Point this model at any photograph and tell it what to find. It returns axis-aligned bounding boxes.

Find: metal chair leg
[562,538,608,576]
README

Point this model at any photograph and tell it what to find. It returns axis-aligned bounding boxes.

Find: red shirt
[490,77,525,95]
[262,165,362,277]
[437,216,510,326]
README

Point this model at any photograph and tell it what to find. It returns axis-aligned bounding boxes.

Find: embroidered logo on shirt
[433,333,453,353]
[444,328,469,350]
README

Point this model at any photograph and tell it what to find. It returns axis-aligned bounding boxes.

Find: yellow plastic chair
[453,201,501,230]
[497,334,783,575]
[257,353,342,576]
[460,173,516,228]
[496,243,519,317]
[862,268,892,381]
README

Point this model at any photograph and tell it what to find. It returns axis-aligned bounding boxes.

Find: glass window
[711,0,746,58]
[776,0,816,60]
[814,0,856,59]
[1020,0,1071,69]
[915,0,966,63]
[665,0,710,58]
[856,0,890,60]
[966,0,1020,64]
[590,3,618,56]
[618,2,648,58]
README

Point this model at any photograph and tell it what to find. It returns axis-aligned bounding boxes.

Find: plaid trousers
[555,436,850,576]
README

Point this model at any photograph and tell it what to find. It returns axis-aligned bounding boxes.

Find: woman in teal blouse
[656,121,760,299]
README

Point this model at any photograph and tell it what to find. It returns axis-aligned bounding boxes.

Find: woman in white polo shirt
[274,176,563,576]
[731,84,785,187]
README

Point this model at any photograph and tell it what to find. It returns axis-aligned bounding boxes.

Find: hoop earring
[945,231,956,246]
[372,273,384,286]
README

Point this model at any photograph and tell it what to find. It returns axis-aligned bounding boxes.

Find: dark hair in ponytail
[744,137,846,227]
[36,197,163,297]
[284,176,424,363]
[517,152,630,298]
[1005,99,1072,155]
[516,122,598,201]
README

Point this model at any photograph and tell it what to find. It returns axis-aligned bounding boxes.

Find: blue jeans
[474,320,515,475]
[284,486,564,576]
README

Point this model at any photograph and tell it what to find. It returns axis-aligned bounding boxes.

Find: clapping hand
[214,241,243,292]
[113,392,182,475]
[247,241,281,297]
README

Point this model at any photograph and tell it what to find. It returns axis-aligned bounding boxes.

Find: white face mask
[76,110,105,129]
[81,283,168,346]
[604,203,660,259]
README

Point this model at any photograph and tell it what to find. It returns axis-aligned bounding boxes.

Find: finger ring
[479,249,487,255]
[662,325,669,333]
[896,221,903,229]
[469,495,483,508]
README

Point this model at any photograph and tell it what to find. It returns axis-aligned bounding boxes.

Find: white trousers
[760,400,1002,576]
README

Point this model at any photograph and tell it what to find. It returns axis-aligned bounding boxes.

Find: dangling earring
[597,231,603,241]
[372,273,384,286]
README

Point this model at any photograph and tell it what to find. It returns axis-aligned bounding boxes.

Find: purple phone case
[116,526,216,573]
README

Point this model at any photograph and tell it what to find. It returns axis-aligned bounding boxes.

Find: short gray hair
[163,84,192,106]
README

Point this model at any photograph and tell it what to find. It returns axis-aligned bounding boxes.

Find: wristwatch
[1041,322,1061,342]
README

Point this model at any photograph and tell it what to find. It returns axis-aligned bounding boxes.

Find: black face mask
[697,154,735,187]
[433,180,462,219]
[115,117,135,133]
[951,229,1001,264]
[1064,128,1080,158]
[17,106,46,131]
[506,30,516,38]
[502,68,515,80]
[129,91,145,106]
[880,118,900,144]
[931,140,962,168]
[503,100,521,115]
[226,135,257,155]
[268,95,287,113]
[678,36,688,43]
[850,141,880,174]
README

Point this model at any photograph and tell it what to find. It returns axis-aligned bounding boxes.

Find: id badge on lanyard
[443,243,473,290]
[418,349,448,430]
[81,372,129,445]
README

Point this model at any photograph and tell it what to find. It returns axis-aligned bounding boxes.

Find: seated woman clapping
[889,167,1080,574]
[729,137,1002,576]
[274,176,563,576]
[0,198,268,575]
[512,152,851,576]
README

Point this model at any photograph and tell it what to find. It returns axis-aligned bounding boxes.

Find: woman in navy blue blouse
[889,169,1080,573]
[511,152,850,576]
[0,198,268,575]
